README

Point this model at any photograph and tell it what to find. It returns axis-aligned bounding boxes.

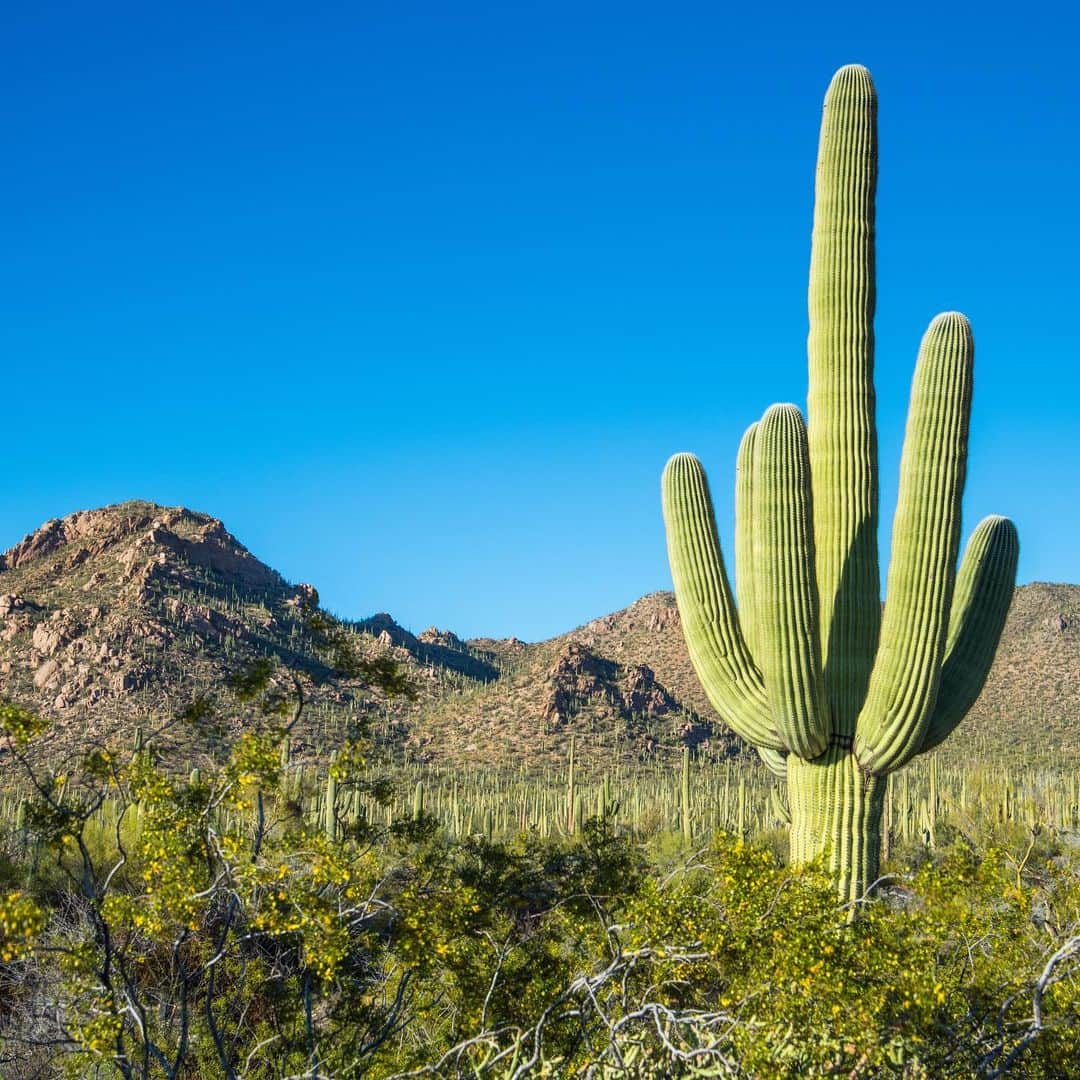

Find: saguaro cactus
[661,65,1018,904]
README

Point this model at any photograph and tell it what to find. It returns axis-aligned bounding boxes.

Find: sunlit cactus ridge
[661,65,1019,904]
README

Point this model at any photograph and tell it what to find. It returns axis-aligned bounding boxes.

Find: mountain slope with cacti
[410,584,1077,772]
[0,501,1075,774]
[0,501,499,769]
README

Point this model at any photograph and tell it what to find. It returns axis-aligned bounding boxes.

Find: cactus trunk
[788,750,885,905]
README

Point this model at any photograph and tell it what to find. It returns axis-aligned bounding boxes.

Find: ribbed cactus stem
[807,64,880,738]
[882,777,893,861]
[768,784,791,826]
[855,313,973,774]
[661,64,1018,905]
[753,404,828,759]
[734,423,759,659]
[325,772,338,842]
[567,736,576,834]
[927,756,939,847]
[661,455,779,750]
[921,515,1019,752]
[681,745,692,845]
[788,750,885,903]
[757,745,787,779]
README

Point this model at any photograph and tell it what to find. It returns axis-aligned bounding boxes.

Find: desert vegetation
[0,591,1077,1076]
[1,62,1078,1079]
[1,677,1078,1077]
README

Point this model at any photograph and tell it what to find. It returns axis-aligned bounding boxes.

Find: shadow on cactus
[661,65,1019,906]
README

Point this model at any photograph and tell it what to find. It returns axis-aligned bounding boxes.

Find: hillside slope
[0,502,1076,772]
[400,586,1079,769]
[0,502,495,765]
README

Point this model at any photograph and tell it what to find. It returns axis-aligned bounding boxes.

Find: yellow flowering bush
[1,672,1076,1077]
[0,890,45,963]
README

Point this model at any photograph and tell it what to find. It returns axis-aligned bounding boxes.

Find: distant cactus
[567,736,577,834]
[662,65,1018,904]
[681,745,692,845]
[325,770,338,842]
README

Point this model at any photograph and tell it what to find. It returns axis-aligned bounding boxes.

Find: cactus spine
[661,65,1019,904]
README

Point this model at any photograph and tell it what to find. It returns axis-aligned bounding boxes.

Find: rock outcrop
[541,643,679,728]
[0,501,450,756]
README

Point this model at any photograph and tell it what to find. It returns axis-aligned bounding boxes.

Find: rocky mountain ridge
[0,501,1076,771]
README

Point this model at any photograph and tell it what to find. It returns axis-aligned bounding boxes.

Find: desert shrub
[397,833,1079,1079]
[1,678,1077,1078]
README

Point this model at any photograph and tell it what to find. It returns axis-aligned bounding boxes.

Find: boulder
[33,659,60,689]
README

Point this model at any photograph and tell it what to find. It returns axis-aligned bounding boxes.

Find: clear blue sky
[3,2,1076,640]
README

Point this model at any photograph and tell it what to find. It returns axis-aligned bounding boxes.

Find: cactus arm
[662,453,782,750]
[807,64,881,739]
[753,405,829,759]
[919,515,1018,754]
[734,422,759,660]
[854,313,974,774]
[757,745,788,780]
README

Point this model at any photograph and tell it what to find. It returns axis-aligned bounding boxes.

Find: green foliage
[303,605,418,701]
[0,619,422,1077]
[0,701,48,747]
[389,834,1078,1078]
[2,704,1076,1078]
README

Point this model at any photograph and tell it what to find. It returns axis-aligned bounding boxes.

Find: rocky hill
[0,502,499,766]
[0,502,1076,773]
[956,581,1080,766]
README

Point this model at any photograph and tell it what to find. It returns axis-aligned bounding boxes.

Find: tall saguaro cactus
[661,66,1019,904]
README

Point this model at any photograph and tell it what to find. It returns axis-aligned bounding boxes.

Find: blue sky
[3,2,1076,640]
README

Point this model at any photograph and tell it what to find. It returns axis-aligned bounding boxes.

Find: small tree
[0,601,416,1078]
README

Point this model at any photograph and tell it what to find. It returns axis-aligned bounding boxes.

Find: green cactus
[325,770,338,842]
[661,65,1018,904]
[566,735,577,834]
[681,745,693,845]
